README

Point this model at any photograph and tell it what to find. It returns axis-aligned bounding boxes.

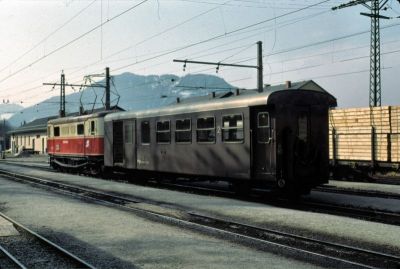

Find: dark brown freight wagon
[104,80,336,195]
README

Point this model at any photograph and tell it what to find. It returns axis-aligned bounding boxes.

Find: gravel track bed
[0,161,399,262]
[0,226,87,269]
[0,250,20,269]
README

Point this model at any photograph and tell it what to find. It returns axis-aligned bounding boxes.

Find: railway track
[0,160,399,225]
[151,180,400,225]
[316,185,400,200]
[0,169,399,268]
[3,160,400,200]
[0,212,95,269]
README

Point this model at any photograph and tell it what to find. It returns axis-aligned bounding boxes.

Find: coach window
[125,123,133,144]
[298,113,308,142]
[90,120,96,135]
[175,119,191,143]
[141,121,150,144]
[222,114,244,143]
[156,120,170,144]
[54,126,60,137]
[257,112,270,143]
[77,124,84,135]
[197,117,215,143]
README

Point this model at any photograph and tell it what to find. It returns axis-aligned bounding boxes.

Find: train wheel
[277,178,286,188]
[100,166,112,179]
[276,179,303,199]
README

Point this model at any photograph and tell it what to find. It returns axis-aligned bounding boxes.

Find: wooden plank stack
[329,106,400,164]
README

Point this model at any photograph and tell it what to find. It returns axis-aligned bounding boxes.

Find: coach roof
[105,80,336,122]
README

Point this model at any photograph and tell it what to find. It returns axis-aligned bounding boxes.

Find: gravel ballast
[0,177,325,269]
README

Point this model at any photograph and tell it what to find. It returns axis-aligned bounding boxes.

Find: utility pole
[2,119,5,157]
[332,0,394,107]
[174,41,263,92]
[43,67,112,115]
[60,71,66,117]
[105,67,110,110]
[257,41,263,92]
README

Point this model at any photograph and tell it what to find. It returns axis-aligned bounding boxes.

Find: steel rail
[1,161,400,224]
[0,169,399,268]
[0,212,96,269]
[2,161,400,200]
[316,185,400,200]
[3,160,400,199]
[0,244,27,269]
[154,180,400,225]
[0,161,399,225]
[189,211,400,264]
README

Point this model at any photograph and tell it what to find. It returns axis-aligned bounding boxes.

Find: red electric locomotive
[47,111,112,172]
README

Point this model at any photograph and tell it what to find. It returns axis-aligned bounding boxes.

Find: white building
[8,116,56,154]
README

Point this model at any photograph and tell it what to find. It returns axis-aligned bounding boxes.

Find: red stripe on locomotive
[47,137,104,156]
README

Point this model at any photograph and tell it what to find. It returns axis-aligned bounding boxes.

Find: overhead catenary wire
[0,0,150,84]
[6,3,333,93]
[64,0,235,78]
[0,0,98,75]
[4,6,331,99]
[6,19,399,105]
[6,1,400,106]
[112,0,334,72]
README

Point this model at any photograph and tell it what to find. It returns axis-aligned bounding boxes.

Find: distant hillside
[0,103,23,120]
[7,73,234,127]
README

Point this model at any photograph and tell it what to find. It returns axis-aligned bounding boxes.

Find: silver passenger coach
[103,80,336,194]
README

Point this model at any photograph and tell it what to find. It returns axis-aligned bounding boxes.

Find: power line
[6,20,399,104]
[8,0,396,105]
[0,0,98,75]
[174,0,335,9]
[44,4,331,86]
[113,0,333,72]
[331,0,400,107]
[65,0,234,78]
[0,0,150,84]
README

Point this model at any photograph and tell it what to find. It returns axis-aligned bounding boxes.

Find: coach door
[113,121,124,165]
[251,108,276,180]
[123,120,136,169]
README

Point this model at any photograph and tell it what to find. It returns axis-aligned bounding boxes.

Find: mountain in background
[7,72,234,127]
[0,103,24,120]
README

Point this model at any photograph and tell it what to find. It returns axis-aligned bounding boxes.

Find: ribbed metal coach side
[103,89,336,191]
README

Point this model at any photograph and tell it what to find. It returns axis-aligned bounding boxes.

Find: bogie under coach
[103,85,336,194]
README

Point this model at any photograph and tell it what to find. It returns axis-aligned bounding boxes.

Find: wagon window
[175,119,191,143]
[298,113,308,142]
[90,121,96,135]
[124,123,133,144]
[141,121,150,144]
[197,117,215,143]
[156,120,170,144]
[258,112,269,127]
[54,126,60,137]
[222,114,244,143]
[77,124,84,135]
[257,112,270,143]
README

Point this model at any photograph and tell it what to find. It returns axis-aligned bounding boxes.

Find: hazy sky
[0,0,399,109]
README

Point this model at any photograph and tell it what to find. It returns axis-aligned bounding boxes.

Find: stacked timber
[329,106,400,166]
